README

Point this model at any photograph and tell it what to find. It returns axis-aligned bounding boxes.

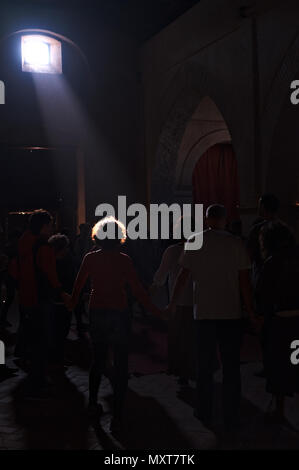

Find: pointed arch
[149,61,243,206]
[175,96,232,194]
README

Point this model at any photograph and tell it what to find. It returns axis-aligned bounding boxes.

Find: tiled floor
[1,304,299,450]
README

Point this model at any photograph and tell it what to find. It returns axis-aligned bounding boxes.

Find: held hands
[163,302,176,319]
[61,292,74,311]
[150,303,174,320]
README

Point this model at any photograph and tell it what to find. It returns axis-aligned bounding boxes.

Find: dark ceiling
[103,0,201,41]
[2,0,201,42]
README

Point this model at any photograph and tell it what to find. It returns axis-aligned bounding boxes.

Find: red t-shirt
[72,249,160,315]
[10,231,61,307]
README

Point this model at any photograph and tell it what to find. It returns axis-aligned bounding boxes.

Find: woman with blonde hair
[70,216,160,433]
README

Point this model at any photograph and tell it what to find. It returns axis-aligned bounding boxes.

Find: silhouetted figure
[10,210,70,397]
[74,223,93,266]
[0,240,9,326]
[247,193,280,377]
[152,217,195,385]
[70,216,161,433]
[74,223,93,336]
[48,234,76,366]
[123,236,164,317]
[256,221,299,425]
[230,219,244,240]
[0,230,21,327]
[247,193,280,285]
[169,205,256,430]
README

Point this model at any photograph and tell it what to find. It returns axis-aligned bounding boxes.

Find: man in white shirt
[168,205,256,429]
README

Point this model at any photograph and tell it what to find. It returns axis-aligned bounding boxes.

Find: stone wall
[141,0,299,235]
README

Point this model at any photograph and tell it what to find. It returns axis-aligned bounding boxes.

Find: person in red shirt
[11,210,69,396]
[70,216,160,433]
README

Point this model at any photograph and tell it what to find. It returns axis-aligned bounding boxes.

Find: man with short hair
[168,204,256,429]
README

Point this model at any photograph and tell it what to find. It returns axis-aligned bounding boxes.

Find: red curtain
[192,143,240,223]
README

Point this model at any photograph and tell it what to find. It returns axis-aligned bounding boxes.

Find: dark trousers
[29,302,55,386]
[49,304,72,363]
[89,309,130,418]
[15,306,30,359]
[0,272,15,322]
[16,302,53,387]
[74,295,86,333]
[195,319,243,426]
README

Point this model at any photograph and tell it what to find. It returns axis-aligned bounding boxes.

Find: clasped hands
[61,292,75,311]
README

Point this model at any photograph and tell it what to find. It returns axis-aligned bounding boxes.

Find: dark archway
[149,62,247,209]
[192,143,240,223]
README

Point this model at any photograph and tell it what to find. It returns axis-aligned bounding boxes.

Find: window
[21,35,62,74]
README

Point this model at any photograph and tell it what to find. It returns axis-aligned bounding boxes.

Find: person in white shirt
[168,204,257,429]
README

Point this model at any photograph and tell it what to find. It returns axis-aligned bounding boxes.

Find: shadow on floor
[100,388,195,450]
[177,382,299,449]
[64,336,92,370]
[11,374,89,449]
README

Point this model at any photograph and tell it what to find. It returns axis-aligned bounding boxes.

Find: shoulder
[163,243,183,257]
[213,231,248,254]
[206,229,236,243]
[218,230,243,243]
[159,243,183,266]
[186,230,206,244]
[119,251,133,264]
[82,250,101,263]
[214,230,233,238]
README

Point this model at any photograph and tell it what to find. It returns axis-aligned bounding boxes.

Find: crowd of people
[0,193,298,436]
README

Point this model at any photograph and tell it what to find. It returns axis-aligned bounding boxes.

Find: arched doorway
[192,143,240,223]
[173,96,239,218]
